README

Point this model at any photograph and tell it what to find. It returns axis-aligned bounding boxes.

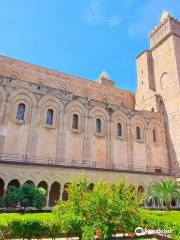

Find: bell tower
[136,11,180,176]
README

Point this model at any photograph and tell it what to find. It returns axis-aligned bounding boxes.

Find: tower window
[136,126,141,140]
[16,103,25,121]
[117,123,122,137]
[96,118,101,133]
[153,129,157,142]
[72,114,78,129]
[46,109,53,125]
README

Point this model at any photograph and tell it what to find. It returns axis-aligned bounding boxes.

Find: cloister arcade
[0,177,147,208]
[0,178,98,208]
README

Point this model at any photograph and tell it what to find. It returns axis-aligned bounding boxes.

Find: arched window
[96,118,101,133]
[151,108,154,112]
[72,114,78,129]
[16,103,25,120]
[136,126,141,140]
[46,109,53,125]
[117,123,122,137]
[153,129,157,142]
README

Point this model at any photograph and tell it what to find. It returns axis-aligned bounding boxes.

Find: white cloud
[85,0,104,25]
[83,0,122,28]
[107,15,121,27]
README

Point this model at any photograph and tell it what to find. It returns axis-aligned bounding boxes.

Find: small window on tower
[136,126,141,140]
[46,109,53,125]
[16,103,26,121]
[72,114,78,130]
[117,123,122,137]
[96,119,101,133]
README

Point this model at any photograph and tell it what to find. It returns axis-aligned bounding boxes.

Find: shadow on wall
[159,99,179,176]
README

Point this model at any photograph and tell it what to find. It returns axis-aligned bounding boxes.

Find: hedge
[0,213,64,239]
[0,211,180,239]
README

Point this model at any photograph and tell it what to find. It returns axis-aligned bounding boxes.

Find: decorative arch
[65,100,88,132]
[37,181,48,191]
[112,111,127,139]
[148,120,163,144]
[38,95,63,127]
[160,72,168,90]
[8,179,20,188]
[24,180,35,185]
[131,115,147,142]
[49,182,60,207]
[89,106,110,136]
[8,88,37,123]
[8,71,21,80]
[37,80,46,89]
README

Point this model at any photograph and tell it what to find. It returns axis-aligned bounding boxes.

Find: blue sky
[0,0,179,92]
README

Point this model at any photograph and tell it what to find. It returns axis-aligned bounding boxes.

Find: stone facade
[0,11,179,207]
[136,11,180,176]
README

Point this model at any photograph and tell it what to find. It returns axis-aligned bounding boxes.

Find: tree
[18,183,47,211]
[3,183,47,212]
[54,177,143,240]
[146,180,180,211]
[4,186,19,207]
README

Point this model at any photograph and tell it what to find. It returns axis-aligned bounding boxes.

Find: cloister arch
[8,179,20,188]
[49,182,60,207]
[137,185,145,193]
[24,180,35,185]
[37,181,48,191]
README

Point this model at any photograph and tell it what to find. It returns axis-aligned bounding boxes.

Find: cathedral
[0,11,179,207]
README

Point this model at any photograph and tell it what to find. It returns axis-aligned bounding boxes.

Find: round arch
[49,182,60,207]
[37,181,48,191]
[8,179,20,188]
[24,180,35,185]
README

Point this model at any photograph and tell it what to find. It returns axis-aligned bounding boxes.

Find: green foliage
[0,213,63,239]
[146,180,180,210]
[18,183,47,210]
[3,186,19,207]
[141,209,180,239]
[54,177,143,240]
[3,183,47,210]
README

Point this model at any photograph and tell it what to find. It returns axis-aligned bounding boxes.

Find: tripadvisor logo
[135,227,173,238]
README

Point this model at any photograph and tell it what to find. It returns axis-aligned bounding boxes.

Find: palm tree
[146,180,180,210]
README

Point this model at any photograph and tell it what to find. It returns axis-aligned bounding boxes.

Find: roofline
[0,54,135,96]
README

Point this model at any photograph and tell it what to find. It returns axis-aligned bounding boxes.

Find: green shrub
[0,213,62,239]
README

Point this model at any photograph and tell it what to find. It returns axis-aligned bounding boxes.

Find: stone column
[46,189,50,208]
[56,107,65,162]
[145,127,152,170]
[106,119,112,165]
[126,123,133,170]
